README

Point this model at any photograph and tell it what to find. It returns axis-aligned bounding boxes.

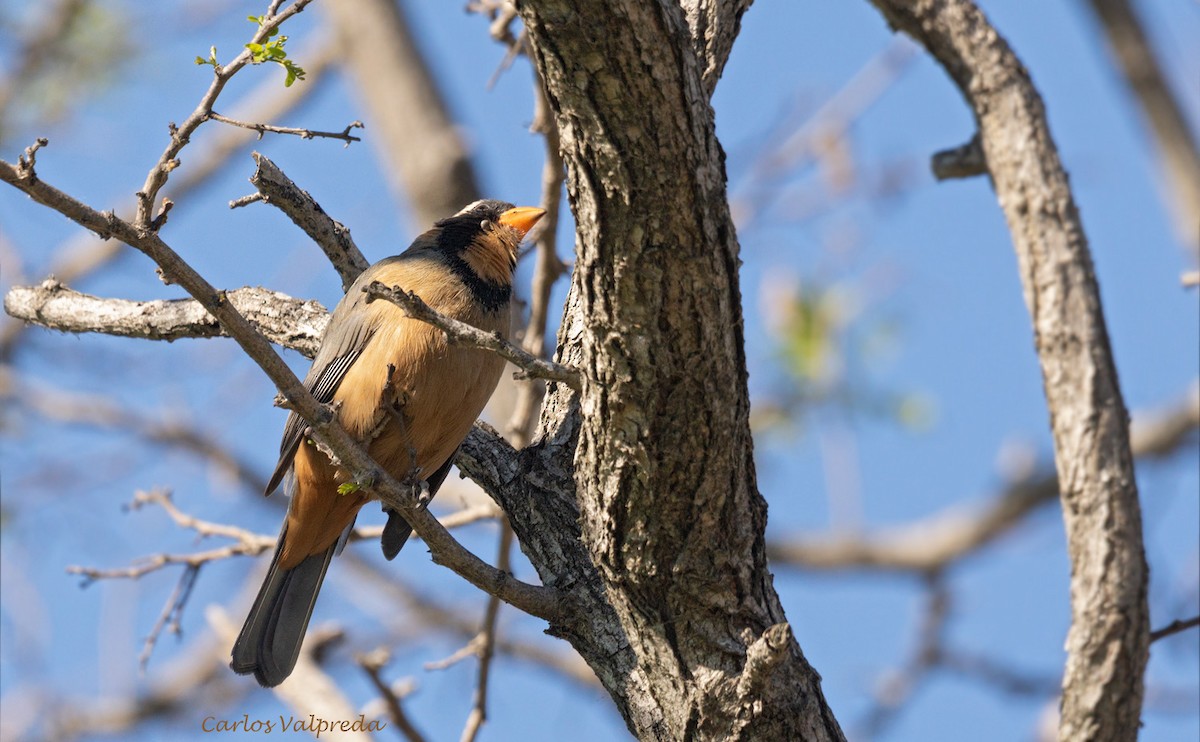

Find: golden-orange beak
[497,206,546,238]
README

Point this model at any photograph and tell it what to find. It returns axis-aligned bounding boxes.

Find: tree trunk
[494,1,846,738]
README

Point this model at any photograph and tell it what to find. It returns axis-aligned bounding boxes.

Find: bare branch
[171,37,338,197]
[4,278,329,358]
[138,565,201,670]
[340,552,600,689]
[61,488,502,591]
[504,79,569,443]
[65,490,276,583]
[364,281,581,390]
[358,649,429,742]
[857,575,950,738]
[866,2,1150,737]
[460,522,514,742]
[206,111,363,144]
[729,38,918,230]
[351,502,502,545]
[247,152,370,290]
[229,193,264,209]
[34,634,245,742]
[0,38,337,364]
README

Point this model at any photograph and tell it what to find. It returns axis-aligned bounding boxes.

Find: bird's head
[433,200,545,287]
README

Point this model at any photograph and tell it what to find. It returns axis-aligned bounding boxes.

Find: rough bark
[865,2,1149,739]
[509,1,844,739]
[4,279,329,357]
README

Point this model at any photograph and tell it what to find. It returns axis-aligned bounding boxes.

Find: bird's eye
[480,219,494,232]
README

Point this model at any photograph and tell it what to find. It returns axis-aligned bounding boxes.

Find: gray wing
[264,278,380,496]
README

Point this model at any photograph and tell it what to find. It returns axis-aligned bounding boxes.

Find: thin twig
[364,281,581,390]
[138,565,201,670]
[341,552,599,688]
[505,75,569,442]
[66,489,277,583]
[729,38,918,230]
[358,648,428,742]
[62,488,499,587]
[857,574,950,738]
[0,38,337,364]
[460,521,514,742]
[206,112,363,144]
[1150,616,1199,643]
[229,193,264,209]
[425,637,482,672]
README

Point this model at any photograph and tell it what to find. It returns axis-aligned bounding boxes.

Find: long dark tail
[231,525,334,687]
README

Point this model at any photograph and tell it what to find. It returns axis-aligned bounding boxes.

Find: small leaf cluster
[194,45,219,71]
[245,15,306,87]
[194,17,307,87]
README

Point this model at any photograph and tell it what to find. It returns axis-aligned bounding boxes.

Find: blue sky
[1,1,1197,740]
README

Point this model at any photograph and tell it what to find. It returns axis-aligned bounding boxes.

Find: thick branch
[4,279,329,357]
[866,2,1149,739]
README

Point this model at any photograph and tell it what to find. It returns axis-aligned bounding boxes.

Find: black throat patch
[444,253,511,312]
[433,211,515,313]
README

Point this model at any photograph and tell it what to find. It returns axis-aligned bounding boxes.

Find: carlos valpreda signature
[201,714,386,735]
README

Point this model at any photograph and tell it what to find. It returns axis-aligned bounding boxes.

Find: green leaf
[194,45,219,70]
[337,482,360,495]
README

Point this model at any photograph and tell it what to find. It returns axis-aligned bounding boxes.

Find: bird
[231,199,544,687]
